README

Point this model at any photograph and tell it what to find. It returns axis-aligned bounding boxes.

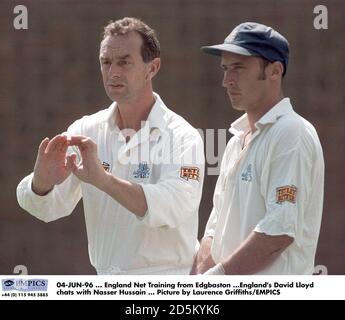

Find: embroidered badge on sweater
[133,162,150,179]
[241,164,253,182]
[276,185,297,204]
[180,167,200,181]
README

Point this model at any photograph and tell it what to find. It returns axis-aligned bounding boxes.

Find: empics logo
[2,279,48,292]
[3,280,14,287]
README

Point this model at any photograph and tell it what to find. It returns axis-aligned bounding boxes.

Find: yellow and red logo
[276,185,297,204]
[180,167,200,181]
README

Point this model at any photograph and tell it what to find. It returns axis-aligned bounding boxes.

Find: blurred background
[0,0,344,275]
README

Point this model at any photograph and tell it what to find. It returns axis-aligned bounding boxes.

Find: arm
[205,231,293,274]
[67,135,147,217]
[68,132,205,224]
[190,236,215,275]
[100,175,147,217]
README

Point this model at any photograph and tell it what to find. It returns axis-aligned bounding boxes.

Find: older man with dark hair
[17,17,204,275]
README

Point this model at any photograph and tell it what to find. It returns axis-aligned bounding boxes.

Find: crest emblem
[241,164,253,182]
[133,162,150,179]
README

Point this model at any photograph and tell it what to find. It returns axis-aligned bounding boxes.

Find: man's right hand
[32,135,76,195]
[190,236,216,274]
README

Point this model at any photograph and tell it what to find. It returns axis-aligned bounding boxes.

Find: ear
[146,58,161,81]
[270,61,284,80]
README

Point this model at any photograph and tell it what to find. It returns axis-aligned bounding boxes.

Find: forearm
[190,236,215,274]
[98,172,148,217]
[221,232,293,274]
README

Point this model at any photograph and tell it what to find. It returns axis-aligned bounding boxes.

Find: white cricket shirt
[205,98,324,274]
[17,93,205,274]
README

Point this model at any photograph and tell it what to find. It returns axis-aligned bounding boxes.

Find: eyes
[100,59,131,67]
[118,60,131,67]
[221,64,245,72]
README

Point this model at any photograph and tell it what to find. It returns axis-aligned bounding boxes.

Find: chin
[230,102,245,111]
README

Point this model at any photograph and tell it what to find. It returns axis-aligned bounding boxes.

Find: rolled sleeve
[139,133,205,228]
[255,145,311,238]
[140,168,203,228]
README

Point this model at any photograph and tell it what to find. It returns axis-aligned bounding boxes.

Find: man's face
[220,52,269,112]
[100,32,150,103]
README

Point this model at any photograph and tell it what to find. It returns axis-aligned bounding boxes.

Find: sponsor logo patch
[276,185,297,204]
[180,167,200,181]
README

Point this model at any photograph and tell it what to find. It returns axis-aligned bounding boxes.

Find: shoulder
[164,108,203,145]
[266,110,323,158]
[273,111,320,143]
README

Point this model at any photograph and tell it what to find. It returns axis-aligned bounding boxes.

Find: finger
[59,136,69,153]
[68,136,95,149]
[45,134,66,153]
[38,137,50,156]
[67,135,88,145]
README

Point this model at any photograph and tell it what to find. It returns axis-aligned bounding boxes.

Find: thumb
[38,137,50,156]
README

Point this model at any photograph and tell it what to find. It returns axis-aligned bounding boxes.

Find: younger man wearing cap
[191,22,324,275]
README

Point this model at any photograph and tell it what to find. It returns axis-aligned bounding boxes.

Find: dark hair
[103,17,160,63]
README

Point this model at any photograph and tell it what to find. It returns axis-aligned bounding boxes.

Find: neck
[247,92,284,133]
[116,89,155,132]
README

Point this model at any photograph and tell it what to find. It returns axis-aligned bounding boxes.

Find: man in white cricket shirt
[191,22,324,275]
[17,17,205,275]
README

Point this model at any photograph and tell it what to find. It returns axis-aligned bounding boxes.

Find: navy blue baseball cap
[201,22,290,76]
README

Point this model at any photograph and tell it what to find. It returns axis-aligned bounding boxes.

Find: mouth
[108,83,125,89]
[227,89,240,96]
[228,92,241,98]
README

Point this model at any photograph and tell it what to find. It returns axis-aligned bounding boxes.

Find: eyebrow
[221,61,246,67]
[100,54,132,60]
[116,54,131,60]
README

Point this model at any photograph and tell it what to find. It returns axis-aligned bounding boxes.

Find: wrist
[95,171,112,192]
[31,178,54,196]
[203,263,226,275]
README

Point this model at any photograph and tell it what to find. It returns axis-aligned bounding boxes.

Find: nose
[222,71,235,88]
[108,63,121,79]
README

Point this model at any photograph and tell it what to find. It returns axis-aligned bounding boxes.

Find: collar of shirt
[229,97,293,138]
[104,92,168,147]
